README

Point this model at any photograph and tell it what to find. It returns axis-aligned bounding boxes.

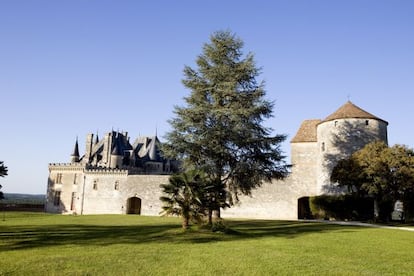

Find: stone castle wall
[45,165,170,216]
[316,118,388,194]
[46,103,389,220]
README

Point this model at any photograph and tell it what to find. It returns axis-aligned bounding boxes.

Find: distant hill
[1,193,45,204]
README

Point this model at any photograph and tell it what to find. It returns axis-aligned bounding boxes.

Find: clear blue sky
[1,1,413,194]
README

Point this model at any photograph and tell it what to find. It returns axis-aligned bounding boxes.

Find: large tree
[0,161,8,200]
[163,31,288,219]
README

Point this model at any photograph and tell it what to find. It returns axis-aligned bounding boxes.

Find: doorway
[127,197,142,214]
[298,197,312,219]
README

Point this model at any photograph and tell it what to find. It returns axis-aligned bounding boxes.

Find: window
[365,120,369,126]
[56,173,63,184]
[93,180,98,190]
[53,191,61,206]
[321,142,325,152]
[334,121,338,127]
[114,181,119,190]
[73,173,78,184]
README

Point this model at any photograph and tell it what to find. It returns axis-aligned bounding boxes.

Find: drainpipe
[81,175,86,215]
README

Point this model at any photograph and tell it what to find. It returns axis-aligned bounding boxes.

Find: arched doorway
[127,197,142,214]
[298,197,312,219]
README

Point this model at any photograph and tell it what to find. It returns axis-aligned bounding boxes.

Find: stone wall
[316,118,388,194]
[75,173,169,215]
[222,178,299,220]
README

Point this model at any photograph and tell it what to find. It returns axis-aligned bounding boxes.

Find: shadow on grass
[0,217,362,251]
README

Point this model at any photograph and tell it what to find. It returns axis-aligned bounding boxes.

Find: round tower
[316,101,388,194]
[110,144,123,169]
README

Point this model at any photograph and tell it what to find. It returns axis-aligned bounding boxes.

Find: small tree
[163,30,288,222]
[0,161,8,200]
[160,170,206,229]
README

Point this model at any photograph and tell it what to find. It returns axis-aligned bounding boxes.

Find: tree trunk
[182,216,189,229]
[212,208,221,221]
[207,209,213,225]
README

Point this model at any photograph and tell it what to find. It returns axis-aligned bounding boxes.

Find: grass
[1,212,413,275]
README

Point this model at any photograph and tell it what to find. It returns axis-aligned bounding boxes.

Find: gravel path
[301,219,414,232]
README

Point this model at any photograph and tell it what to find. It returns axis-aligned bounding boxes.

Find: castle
[46,101,388,219]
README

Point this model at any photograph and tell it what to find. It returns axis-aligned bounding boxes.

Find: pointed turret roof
[322,101,388,124]
[71,138,80,157]
[111,143,122,156]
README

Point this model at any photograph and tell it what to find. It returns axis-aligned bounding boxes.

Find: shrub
[309,195,374,221]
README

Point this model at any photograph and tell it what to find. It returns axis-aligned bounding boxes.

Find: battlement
[84,166,128,175]
[48,163,85,171]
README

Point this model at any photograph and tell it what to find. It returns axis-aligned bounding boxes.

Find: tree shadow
[0,217,362,251]
[322,120,385,193]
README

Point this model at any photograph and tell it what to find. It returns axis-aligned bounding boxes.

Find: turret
[110,143,123,168]
[316,101,388,194]
[70,138,80,163]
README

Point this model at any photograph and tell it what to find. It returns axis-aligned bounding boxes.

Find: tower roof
[71,138,80,157]
[322,101,388,124]
[291,119,321,143]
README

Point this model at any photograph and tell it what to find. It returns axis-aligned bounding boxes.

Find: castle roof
[71,138,80,157]
[322,101,388,124]
[134,136,163,161]
[291,119,321,143]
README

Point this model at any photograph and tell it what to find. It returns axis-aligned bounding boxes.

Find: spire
[71,137,80,163]
[94,131,99,144]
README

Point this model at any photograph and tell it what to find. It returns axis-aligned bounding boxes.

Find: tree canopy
[163,30,288,219]
[331,141,414,220]
[160,170,206,229]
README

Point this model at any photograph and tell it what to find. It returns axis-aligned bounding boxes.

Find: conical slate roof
[71,139,80,157]
[291,119,321,143]
[322,101,388,124]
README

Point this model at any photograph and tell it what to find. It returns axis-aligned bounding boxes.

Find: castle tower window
[334,121,338,127]
[53,191,61,206]
[365,120,369,126]
[114,181,119,190]
[321,142,325,152]
[56,173,63,184]
[93,180,98,190]
[73,173,78,184]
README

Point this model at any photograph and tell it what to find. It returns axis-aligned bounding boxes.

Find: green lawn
[1,212,413,275]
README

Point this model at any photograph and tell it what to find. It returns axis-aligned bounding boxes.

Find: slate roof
[291,119,321,143]
[322,101,388,124]
[71,139,80,157]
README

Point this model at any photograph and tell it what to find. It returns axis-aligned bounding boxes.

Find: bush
[309,195,374,221]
